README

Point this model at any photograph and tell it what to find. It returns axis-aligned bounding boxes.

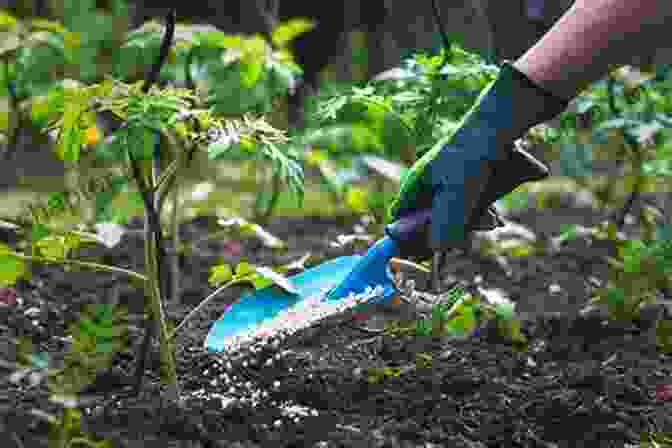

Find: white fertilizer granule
[219,285,385,356]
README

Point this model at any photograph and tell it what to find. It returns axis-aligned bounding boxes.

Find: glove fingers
[430,152,496,251]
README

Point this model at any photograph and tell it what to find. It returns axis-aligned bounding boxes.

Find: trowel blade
[205,255,397,352]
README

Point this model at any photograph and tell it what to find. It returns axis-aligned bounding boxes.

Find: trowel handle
[384,208,432,244]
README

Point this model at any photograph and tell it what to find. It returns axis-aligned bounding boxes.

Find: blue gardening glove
[386,144,551,260]
[388,62,570,251]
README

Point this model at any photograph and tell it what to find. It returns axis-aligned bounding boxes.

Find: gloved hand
[388,62,571,251]
[386,143,550,260]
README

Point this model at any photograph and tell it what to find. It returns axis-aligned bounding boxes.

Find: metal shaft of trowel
[326,209,432,302]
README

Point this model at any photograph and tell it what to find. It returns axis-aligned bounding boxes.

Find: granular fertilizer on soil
[213,284,386,357]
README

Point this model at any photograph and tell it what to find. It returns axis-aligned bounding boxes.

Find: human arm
[515,0,672,100]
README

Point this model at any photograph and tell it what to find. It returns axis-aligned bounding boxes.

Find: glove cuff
[503,60,573,114]
[451,61,571,153]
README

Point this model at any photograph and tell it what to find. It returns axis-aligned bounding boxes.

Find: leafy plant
[383,286,527,349]
[530,64,672,232]
[296,43,499,223]
[590,230,672,342]
[8,301,127,448]
[0,8,306,405]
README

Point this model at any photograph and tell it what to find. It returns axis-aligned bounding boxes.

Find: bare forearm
[514,0,672,100]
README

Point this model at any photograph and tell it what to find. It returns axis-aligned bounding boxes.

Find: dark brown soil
[1,194,672,448]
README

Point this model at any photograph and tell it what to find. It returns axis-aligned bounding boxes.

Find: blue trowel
[205,146,548,352]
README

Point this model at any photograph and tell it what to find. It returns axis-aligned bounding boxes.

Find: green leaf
[93,175,128,223]
[656,318,672,353]
[558,142,593,177]
[0,10,18,31]
[303,124,383,156]
[235,262,255,277]
[240,60,264,88]
[271,18,316,47]
[595,118,632,131]
[55,85,88,162]
[267,59,299,92]
[55,124,84,162]
[208,263,233,286]
[500,188,529,211]
[444,303,479,336]
[207,139,235,159]
[34,233,83,260]
[505,242,535,258]
[0,242,28,286]
[496,317,528,349]
[556,224,580,243]
[30,223,50,242]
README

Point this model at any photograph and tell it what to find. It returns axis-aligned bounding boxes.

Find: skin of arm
[513,0,672,100]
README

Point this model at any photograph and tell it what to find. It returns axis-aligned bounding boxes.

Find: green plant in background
[48,406,112,448]
[0,8,306,407]
[297,43,499,228]
[8,301,127,448]
[532,64,672,230]
[383,286,527,349]
[640,431,672,448]
[588,224,672,351]
[1,5,310,225]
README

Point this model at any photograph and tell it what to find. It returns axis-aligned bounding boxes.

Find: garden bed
[1,196,672,448]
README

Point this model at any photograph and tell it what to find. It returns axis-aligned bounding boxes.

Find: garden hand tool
[205,144,548,352]
[389,61,570,251]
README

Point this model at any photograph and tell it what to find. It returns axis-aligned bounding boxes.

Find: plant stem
[0,249,147,282]
[169,180,181,303]
[169,280,236,338]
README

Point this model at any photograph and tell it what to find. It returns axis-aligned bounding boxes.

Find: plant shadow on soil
[2,197,672,448]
